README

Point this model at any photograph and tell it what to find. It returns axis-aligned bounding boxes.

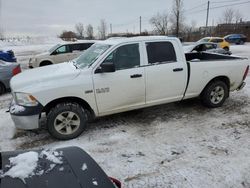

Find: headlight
[15,92,39,106]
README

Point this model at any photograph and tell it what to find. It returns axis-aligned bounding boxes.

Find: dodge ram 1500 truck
[9,36,249,140]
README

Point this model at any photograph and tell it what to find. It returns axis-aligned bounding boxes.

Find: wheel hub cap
[210,86,225,104]
[54,111,80,135]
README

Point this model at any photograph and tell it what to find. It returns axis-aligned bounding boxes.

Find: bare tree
[150,12,169,35]
[0,29,4,40]
[86,24,94,39]
[98,19,107,40]
[222,8,235,24]
[170,0,184,37]
[75,23,84,39]
[234,10,243,23]
[59,30,77,41]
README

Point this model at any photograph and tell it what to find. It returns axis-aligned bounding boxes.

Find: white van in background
[28,40,96,68]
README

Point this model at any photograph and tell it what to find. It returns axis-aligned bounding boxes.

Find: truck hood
[11,62,81,92]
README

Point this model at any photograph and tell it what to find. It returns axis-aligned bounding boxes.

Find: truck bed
[185,52,244,62]
[184,52,249,100]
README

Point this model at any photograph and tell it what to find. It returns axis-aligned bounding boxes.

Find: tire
[223,47,229,51]
[0,83,6,95]
[40,61,52,67]
[47,102,88,140]
[201,81,229,108]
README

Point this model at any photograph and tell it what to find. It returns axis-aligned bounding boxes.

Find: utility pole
[205,1,210,36]
[139,16,141,35]
[110,24,112,35]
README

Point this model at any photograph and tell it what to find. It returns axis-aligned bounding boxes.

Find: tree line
[56,0,245,41]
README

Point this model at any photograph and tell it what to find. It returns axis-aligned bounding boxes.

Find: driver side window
[102,43,140,70]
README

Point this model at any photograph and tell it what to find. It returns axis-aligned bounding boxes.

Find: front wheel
[47,103,87,140]
[201,81,229,108]
[0,83,6,95]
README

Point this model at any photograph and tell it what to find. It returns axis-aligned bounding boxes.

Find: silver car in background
[0,60,21,95]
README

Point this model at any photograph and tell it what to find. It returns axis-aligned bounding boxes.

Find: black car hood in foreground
[0,147,116,188]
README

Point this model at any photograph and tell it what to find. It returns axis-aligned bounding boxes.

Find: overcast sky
[1,0,250,37]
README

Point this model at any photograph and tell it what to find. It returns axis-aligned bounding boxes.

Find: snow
[92,180,98,186]
[40,150,63,164]
[81,163,88,171]
[9,104,25,113]
[0,149,65,183]
[0,151,39,183]
[0,42,250,187]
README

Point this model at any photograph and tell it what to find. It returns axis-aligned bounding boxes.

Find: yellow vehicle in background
[198,37,230,51]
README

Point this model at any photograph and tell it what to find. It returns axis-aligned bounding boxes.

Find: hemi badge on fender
[85,90,93,94]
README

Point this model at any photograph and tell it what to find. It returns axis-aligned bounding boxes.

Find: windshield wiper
[72,60,78,69]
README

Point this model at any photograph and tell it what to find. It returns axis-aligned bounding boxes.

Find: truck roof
[98,36,180,45]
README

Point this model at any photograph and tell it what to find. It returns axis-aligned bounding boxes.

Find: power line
[211,0,244,3]
[184,2,207,12]
[187,0,250,15]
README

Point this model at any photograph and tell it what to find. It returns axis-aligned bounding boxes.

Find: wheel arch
[42,97,95,120]
[39,60,53,67]
[201,76,230,97]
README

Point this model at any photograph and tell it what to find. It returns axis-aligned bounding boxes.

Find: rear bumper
[9,101,43,130]
[237,82,246,91]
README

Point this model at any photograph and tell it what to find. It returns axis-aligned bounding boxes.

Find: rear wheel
[47,103,88,140]
[201,81,228,108]
[0,83,6,95]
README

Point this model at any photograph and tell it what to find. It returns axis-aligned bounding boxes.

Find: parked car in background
[0,147,121,188]
[198,37,230,51]
[184,42,232,55]
[224,34,247,45]
[10,36,249,140]
[0,60,21,95]
[28,40,96,68]
[0,50,16,62]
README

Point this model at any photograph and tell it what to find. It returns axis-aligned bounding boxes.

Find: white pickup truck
[9,36,249,140]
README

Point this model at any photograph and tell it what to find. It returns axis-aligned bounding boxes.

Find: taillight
[12,65,21,76]
[243,65,249,81]
[109,177,121,188]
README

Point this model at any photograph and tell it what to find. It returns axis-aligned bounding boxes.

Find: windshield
[48,44,61,53]
[74,43,111,68]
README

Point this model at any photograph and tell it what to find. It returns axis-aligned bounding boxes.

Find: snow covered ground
[0,41,250,188]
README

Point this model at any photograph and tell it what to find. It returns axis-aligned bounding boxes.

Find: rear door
[144,41,187,105]
[93,43,145,115]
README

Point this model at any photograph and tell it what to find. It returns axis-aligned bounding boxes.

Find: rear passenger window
[146,42,176,64]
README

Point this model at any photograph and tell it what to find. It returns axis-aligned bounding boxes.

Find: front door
[93,43,145,115]
[52,45,72,64]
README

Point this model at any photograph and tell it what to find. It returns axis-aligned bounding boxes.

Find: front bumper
[11,114,40,130]
[9,101,43,130]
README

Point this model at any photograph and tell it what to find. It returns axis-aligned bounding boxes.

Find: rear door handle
[173,68,183,72]
[130,74,142,78]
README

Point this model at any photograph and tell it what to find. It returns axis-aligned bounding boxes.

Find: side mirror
[51,51,57,55]
[95,62,115,73]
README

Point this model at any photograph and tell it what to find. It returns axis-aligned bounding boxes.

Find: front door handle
[130,74,142,78]
[173,68,183,72]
